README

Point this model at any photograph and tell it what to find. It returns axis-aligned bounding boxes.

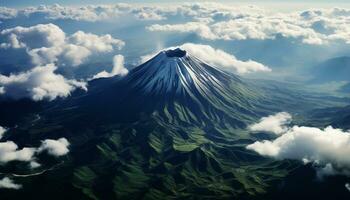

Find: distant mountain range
[310,56,350,83]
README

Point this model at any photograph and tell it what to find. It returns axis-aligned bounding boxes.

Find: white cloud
[0,136,70,190]
[29,161,41,169]
[346,183,350,192]
[1,23,125,67]
[0,23,66,49]
[249,112,292,135]
[140,43,270,74]
[0,136,70,166]
[0,7,17,20]
[0,126,7,140]
[4,4,350,45]
[247,112,350,177]
[147,18,326,45]
[0,4,171,22]
[147,22,217,40]
[134,10,165,21]
[145,4,350,45]
[68,31,124,53]
[59,44,91,66]
[0,64,87,101]
[92,54,128,79]
[0,141,36,163]
[0,24,126,101]
[38,138,70,157]
[0,177,22,190]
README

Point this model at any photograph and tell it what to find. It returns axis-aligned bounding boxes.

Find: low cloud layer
[249,112,292,135]
[4,3,350,45]
[0,137,70,165]
[140,43,271,74]
[0,126,70,190]
[37,138,70,157]
[247,112,350,177]
[92,54,128,79]
[0,64,87,101]
[346,183,350,192]
[146,5,350,45]
[0,4,170,22]
[0,177,22,190]
[0,141,36,163]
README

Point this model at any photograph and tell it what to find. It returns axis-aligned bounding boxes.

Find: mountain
[2,48,342,200]
[54,48,265,128]
[310,56,350,83]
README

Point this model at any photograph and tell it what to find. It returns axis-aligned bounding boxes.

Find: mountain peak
[164,48,187,58]
[125,47,235,97]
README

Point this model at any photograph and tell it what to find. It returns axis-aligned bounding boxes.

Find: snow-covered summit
[125,47,235,97]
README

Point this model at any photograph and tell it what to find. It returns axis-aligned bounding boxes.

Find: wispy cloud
[92,54,128,79]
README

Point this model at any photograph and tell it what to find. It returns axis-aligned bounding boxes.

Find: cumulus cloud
[92,54,128,79]
[0,137,70,189]
[29,161,41,169]
[247,112,350,177]
[346,183,350,192]
[68,31,124,52]
[249,112,292,135]
[1,23,125,67]
[0,64,87,101]
[148,22,217,40]
[0,4,170,22]
[0,136,70,166]
[147,18,325,45]
[140,43,270,74]
[0,177,22,190]
[0,23,66,49]
[38,138,70,157]
[0,141,36,163]
[0,7,17,20]
[0,126,7,140]
[3,3,350,45]
[134,9,166,21]
[146,4,350,45]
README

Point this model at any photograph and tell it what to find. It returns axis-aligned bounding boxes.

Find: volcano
[59,48,262,128]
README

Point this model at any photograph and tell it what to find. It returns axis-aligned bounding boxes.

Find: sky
[2,0,350,9]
